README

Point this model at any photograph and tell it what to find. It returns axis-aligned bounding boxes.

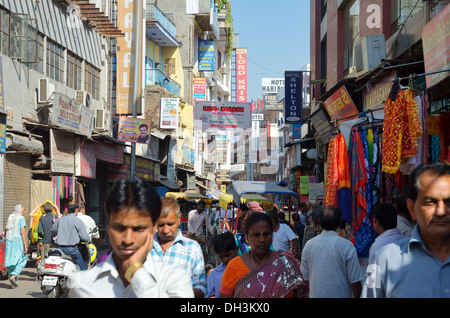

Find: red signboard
[323,86,359,121]
[236,48,247,102]
[422,3,450,87]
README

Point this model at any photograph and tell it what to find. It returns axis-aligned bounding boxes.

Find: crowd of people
[2,162,449,298]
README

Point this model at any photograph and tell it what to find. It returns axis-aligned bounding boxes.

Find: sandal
[9,276,18,287]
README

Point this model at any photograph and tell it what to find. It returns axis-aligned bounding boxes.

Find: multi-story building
[309,0,450,177]
[0,0,123,231]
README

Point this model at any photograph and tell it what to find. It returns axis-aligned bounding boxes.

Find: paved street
[0,265,45,298]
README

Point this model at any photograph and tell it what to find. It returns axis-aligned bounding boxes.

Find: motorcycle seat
[47,248,74,261]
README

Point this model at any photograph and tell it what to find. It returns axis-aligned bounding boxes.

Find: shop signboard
[108,153,155,181]
[199,40,214,71]
[51,93,81,131]
[193,77,207,101]
[160,98,179,129]
[284,71,303,124]
[116,0,144,115]
[422,3,450,87]
[262,78,284,94]
[94,142,124,165]
[323,86,358,121]
[262,94,283,111]
[362,71,397,110]
[50,129,74,174]
[77,141,96,179]
[236,48,248,102]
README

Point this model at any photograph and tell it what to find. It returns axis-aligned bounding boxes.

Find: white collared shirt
[187,209,213,236]
[69,252,194,298]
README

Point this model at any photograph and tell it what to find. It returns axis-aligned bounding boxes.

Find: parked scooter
[37,227,98,298]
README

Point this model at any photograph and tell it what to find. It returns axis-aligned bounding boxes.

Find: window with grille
[85,62,100,100]
[46,39,64,83]
[67,51,82,90]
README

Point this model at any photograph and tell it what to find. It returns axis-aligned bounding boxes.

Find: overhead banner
[116,0,144,115]
[118,117,151,144]
[199,40,214,71]
[284,71,303,124]
[160,98,179,129]
[236,48,247,102]
[194,101,252,130]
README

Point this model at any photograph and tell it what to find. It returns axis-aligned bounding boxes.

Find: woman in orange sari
[220,212,308,298]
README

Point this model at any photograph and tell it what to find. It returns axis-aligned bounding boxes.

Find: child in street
[206,231,238,298]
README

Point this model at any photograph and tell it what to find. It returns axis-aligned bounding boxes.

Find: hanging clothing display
[350,127,373,253]
[382,89,422,173]
[324,133,352,223]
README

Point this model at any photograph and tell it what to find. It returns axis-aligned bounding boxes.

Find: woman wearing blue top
[4,204,28,288]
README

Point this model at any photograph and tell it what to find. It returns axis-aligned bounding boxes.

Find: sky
[230,0,311,103]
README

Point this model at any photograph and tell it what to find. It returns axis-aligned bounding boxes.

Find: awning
[151,131,171,140]
[219,192,275,210]
[231,181,299,208]
[158,179,180,190]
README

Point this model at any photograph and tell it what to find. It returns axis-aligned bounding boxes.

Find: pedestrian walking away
[4,205,28,288]
[369,202,408,262]
[69,178,193,298]
[301,206,364,298]
[362,163,450,298]
[51,204,89,271]
[37,202,58,265]
[151,197,207,298]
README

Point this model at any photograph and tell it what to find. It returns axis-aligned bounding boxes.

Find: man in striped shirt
[150,197,207,298]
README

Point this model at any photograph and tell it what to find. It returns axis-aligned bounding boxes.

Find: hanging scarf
[324,136,338,207]
[351,129,368,248]
[6,205,23,241]
[336,134,352,223]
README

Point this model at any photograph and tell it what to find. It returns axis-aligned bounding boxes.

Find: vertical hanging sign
[284,71,303,124]
[116,0,144,115]
[236,48,247,102]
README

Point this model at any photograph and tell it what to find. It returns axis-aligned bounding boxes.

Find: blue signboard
[199,40,214,71]
[284,71,303,124]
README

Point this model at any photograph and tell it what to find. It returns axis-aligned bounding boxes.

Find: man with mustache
[362,162,450,298]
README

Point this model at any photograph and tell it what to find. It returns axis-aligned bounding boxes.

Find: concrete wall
[0,0,110,131]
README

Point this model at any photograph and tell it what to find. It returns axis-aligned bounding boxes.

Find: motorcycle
[37,227,98,298]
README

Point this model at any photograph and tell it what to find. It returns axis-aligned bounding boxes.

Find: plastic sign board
[284,71,303,124]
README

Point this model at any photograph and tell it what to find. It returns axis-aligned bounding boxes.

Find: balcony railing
[145,68,181,97]
[146,3,176,38]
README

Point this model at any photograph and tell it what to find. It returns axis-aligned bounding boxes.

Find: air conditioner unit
[95,108,111,130]
[354,34,386,77]
[38,78,55,103]
[76,90,91,108]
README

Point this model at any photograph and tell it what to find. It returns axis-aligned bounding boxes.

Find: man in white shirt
[187,200,213,237]
[267,210,298,256]
[369,203,408,262]
[301,206,363,298]
[69,178,193,298]
[76,204,100,241]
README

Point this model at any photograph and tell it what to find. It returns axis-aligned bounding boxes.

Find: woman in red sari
[220,212,308,298]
